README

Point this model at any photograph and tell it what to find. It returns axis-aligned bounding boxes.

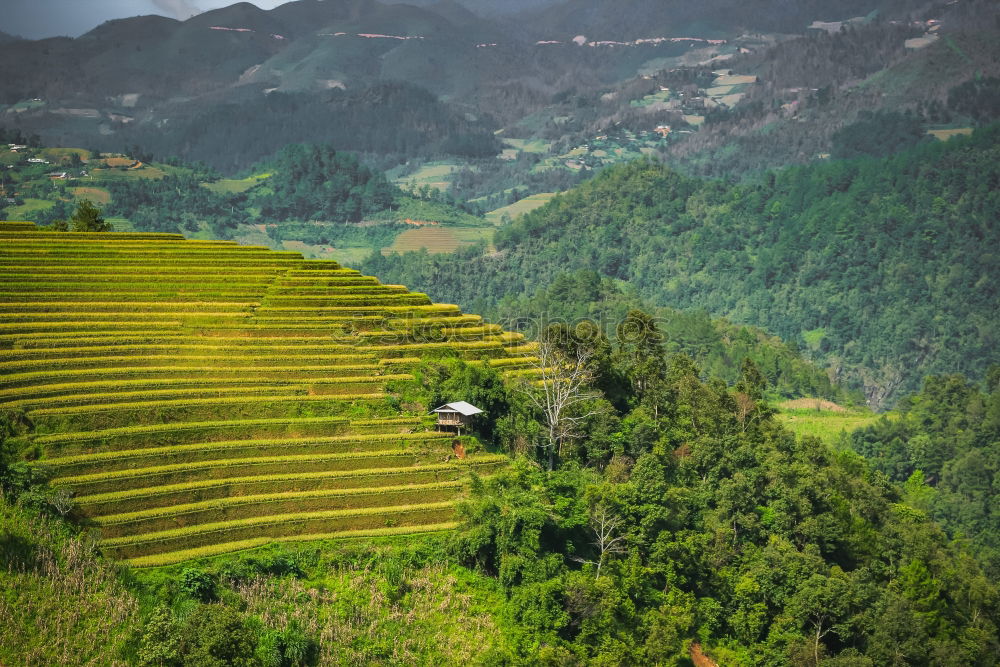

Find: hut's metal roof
[432,401,484,416]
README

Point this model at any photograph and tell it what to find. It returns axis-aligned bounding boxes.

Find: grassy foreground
[0,500,512,666]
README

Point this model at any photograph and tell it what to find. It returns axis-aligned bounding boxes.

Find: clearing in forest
[485,193,557,223]
[776,399,884,441]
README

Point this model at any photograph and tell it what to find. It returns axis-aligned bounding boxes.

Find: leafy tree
[69,199,112,232]
[176,605,258,667]
[786,569,856,666]
[137,606,181,667]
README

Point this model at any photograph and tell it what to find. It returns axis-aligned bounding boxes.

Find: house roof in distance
[432,401,483,416]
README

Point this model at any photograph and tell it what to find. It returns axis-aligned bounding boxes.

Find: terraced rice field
[0,221,537,566]
[775,400,883,442]
[202,173,271,195]
[70,187,112,204]
[385,226,462,253]
[485,193,557,223]
[392,162,461,191]
[927,127,973,141]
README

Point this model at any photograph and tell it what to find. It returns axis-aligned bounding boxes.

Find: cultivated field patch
[70,187,111,204]
[385,226,462,253]
[485,193,557,223]
[0,220,536,564]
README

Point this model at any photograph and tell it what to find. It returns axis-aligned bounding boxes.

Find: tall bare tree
[590,502,627,580]
[518,340,600,471]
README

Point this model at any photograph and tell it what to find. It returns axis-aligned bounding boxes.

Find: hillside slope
[364,127,1000,407]
[0,221,539,566]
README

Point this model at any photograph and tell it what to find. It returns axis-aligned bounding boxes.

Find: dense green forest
[117,84,501,173]
[253,144,397,222]
[106,173,248,236]
[364,126,1000,408]
[846,370,1000,577]
[3,313,998,664]
[103,144,404,236]
[490,269,854,403]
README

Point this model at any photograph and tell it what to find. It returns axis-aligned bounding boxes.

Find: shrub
[176,604,258,667]
[136,606,182,667]
[179,567,219,603]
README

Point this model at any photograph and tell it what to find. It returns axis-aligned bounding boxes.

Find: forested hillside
[4,319,998,664]
[365,127,1000,407]
[847,370,1000,576]
[489,270,855,403]
[116,83,501,172]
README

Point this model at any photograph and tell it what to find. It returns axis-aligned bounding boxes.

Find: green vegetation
[845,369,1000,576]
[776,403,883,442]
[253,145,395,223]
[485,192,557,223]
[831,110,930,158]
[3,299,998,664]
[366,127,1000,407]
[393,161,461,191]
[105,172,245,236]
[202,173,271,195]
[1,139,489,261]
[488,270,855,403]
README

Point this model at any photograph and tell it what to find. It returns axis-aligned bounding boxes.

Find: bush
[256,620,319,667]
[136,606,181,667]
[179,567,218,603]
[177,604,258,667]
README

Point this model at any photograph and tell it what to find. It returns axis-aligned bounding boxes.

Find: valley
[1,0,999,664]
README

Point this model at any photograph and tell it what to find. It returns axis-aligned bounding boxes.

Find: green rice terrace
[0,221,540,567]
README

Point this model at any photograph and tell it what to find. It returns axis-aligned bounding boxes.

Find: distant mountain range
[1,0,994,173]
[523,0,921,38]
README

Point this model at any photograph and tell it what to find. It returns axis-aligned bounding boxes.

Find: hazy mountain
[525,0,925,39]
[379,0,564,19]
[0,31,23,43]
[1,0,994,174]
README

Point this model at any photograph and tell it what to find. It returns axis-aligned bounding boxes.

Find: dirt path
[690,642,719,667]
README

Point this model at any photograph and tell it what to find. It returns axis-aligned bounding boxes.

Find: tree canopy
[364,126,1000,407]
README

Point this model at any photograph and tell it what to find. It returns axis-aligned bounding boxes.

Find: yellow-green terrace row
[73,459,504,516]
[95,484,462,539]
[0,364,385,390]
[0,375,406,405]
[0,343,357,359]
[30,393,389,433]
[103,502,457,560]
[127,522,459,568]
[41,431,452,477]
[0,353,380,373]
[52,449,458,495]
[33,415,422,455]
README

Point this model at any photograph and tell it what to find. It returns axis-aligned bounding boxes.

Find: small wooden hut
[432,401,483,434]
